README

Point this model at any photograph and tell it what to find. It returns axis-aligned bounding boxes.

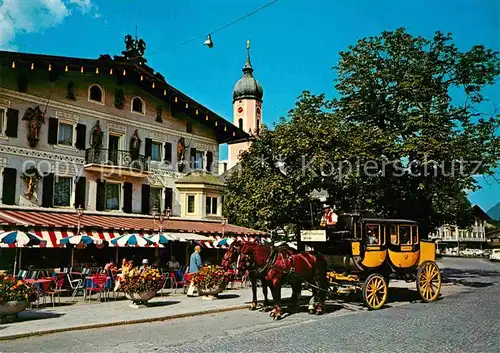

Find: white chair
[67,273,84,301]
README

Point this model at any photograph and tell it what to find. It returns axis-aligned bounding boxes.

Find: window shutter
[74,176,86,209]
[123,182,133,213]
[1,168,17,205]
[164,142,172,164]
[96,180,106,211]
[48,117,58,145]
[206,196,211,214]
[42,173,54,208]
[206,151,213,172]
[164,187,173,211]
[212,197,218,215]
[141,184,150,215]
[145,138,152,159]
[190,147,196,169]
[5,109,19,138]
[75,123,86,150]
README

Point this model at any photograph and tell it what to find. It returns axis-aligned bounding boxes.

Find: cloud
[0,0,100,50]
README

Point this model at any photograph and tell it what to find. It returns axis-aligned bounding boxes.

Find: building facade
[0,39,248,221]
[430,205,491,251]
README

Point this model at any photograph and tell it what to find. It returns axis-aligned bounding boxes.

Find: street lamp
[76,205,84,235]
[151,206,171,232]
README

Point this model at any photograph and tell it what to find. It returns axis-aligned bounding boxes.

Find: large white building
[0,37,266,267]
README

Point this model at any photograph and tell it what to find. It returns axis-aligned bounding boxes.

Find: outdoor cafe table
[24,278,54,292]
[83,276,112,301]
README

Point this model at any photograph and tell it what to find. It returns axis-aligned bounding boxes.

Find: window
[58,122,73,146]
[89,85,104,103]
[238,118,243,130]
[399,225,411,245]
[150,187,162,212]
[132,97,144,114]
[390,225,398,245]
[0,107,5,135]
[151,142,162,162]
[206,196,218,215]
[53,177,72,207]
[412,225,419,244]
[365,224,380,245]
[256,119,260,135]
[105,183,120,211]
[194,151,204,170]
[187,195,195,214]
[186,121,193,133]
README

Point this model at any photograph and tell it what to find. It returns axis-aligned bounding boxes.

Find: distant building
[430,205,491,250]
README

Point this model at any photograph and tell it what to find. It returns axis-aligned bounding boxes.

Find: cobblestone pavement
[1,258,499,353]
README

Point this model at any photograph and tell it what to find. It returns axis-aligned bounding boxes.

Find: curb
[0,304,251,341]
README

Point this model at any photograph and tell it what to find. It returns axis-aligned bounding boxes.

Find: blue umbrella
[111,233,154,247]
[0,230,46,247]
[0,230,47,275]
[58,235,103,246]
[147,233,178,246]
[214,238,234,247]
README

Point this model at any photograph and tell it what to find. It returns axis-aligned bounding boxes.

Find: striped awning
[0,208,268,248]
[197,235,270,249]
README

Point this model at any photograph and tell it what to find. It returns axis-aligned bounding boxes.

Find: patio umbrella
[110,233,154,247]
[147,233,178,246]
[0,230,47,275]
[58,235,104,266]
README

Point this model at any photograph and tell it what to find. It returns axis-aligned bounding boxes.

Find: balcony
[84,148,151,178]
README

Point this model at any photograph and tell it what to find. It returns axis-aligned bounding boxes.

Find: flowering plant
[119,268,165,294]
[191,265,233,290]
[0,275,38,304]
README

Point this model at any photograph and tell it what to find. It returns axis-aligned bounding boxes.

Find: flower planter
[198,284,225,300]
[125,290,157,308]
[0,301,28,321]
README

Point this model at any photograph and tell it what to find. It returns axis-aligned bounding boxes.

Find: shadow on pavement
[441,268,500,288]
[146,300,180,308]
[6,310,65,324]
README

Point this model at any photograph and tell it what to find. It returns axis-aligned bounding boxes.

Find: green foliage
[224,28,500,238]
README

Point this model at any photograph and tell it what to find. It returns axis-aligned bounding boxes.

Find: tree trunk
[295,224,305,251]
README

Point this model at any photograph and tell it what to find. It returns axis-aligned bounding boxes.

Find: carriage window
[399,225,411,245]
[390,225,398,245]
[365,224,380,245]
[412,225,419,244]
[354,222,361,239]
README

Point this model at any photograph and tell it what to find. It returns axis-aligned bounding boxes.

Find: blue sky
[1,0,499,211]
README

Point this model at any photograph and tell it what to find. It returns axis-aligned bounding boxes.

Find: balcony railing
[85,148,149,172]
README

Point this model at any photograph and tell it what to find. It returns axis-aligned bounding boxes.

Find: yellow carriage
[303,214,441,310]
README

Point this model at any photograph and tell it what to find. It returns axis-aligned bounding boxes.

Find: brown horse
[221,241,273,311]
[264,246,328,320]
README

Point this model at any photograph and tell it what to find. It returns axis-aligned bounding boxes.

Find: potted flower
[191,265,233,299]
[0,275,38,320]
[120,268,165,308]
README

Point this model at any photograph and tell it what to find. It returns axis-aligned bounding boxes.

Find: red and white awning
[197,235,270,249]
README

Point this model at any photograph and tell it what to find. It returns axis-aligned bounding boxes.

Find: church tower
[228,40,264,170]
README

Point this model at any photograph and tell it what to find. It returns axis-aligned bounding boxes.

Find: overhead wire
[144,0,280,57]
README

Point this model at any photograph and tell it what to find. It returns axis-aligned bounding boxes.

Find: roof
[218,163,242,183]
[0,208,266,236]
[176,171,225,186]
[0,50,248,144]
[361,218,419,225]
[472,205,492,221]
[233,49,263,103]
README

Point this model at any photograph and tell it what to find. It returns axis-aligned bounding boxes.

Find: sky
[0,0,499,211]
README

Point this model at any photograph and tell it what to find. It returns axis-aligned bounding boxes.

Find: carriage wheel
[362,273,388,310]
[416,261,441,303]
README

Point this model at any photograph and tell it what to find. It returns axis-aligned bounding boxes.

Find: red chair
[45,278,68,307]
[168,272,188,294]
[85,275,108,302]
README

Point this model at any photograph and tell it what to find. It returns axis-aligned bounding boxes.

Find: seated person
[139,259,149,273]
[367,229,379,245]
[167,256,181,271]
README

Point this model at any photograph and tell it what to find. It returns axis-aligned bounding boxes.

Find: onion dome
[233,41,263,102]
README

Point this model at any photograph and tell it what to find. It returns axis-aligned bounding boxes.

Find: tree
[333,28,500,236]
[224,92,346,248]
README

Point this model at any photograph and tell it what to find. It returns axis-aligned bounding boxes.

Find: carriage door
[396,224,420,268]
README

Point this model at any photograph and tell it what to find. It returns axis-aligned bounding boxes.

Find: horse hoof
[273,314,281,321]
[269,311,276,317]
[308,309,315,315]
[316,311,323,316]
[249,305,257,311]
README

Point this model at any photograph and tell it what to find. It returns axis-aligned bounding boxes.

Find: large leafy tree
[334,28,500,236]
[224,28,500,240]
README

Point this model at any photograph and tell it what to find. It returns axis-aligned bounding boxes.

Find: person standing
[187,245,202,296]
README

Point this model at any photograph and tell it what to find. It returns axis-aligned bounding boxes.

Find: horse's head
[221,241,242,269]
[238,242,261,271]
